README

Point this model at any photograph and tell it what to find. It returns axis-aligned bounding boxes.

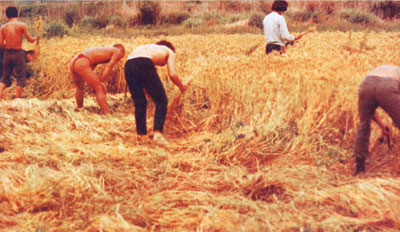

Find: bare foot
[153,132,169,145]
[137,134,152,144]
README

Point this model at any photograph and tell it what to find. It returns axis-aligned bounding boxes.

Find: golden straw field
[1,32,400,231]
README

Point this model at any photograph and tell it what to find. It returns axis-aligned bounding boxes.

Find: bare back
[368,65,400,82]
[0,19,34,49]
[128,44,171,66]
[80,47,122,66]
[127,43,185,92]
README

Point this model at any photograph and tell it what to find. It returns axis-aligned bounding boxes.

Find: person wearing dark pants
[124,40,187,144]
[125,58,168,135]
[354,65,400,174]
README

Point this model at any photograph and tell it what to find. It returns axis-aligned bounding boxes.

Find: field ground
[1,32,400,231]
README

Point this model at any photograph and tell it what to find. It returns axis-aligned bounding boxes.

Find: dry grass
[1,32,400,231]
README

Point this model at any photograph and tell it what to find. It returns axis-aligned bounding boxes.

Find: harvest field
[1,31,400,231]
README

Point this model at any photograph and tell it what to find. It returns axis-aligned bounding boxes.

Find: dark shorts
[266,44,282,54]
[1,49,27,87]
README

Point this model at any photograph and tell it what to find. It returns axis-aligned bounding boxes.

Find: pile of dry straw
[1,32,400,231]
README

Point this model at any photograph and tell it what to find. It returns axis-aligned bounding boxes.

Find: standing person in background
[262,0,302,54]
[70,44,125,114]
[124,40,187,144]
[0,6,40,99]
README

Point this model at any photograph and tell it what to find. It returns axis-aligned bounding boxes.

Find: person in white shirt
[262,0,302,54]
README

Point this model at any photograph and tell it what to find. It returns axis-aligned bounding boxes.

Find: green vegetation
[8,0,400,39]
[43,21,68,38]
[248,12,264,29]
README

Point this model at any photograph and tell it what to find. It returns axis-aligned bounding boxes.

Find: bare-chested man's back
[0,6,39,99]
[0,20,36,50]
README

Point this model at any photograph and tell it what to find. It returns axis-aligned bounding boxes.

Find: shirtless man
[0,6,39,99]
[70,44,125,114]
[354,65,400,174]
[124,40,187,143]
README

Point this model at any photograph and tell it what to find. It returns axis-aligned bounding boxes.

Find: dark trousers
[266,44,282,54]
[1,49,27,87]
[354,75,400,170]
[124,58,168,135]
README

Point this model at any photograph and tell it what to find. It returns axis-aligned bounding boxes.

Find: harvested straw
[1,32,400,231]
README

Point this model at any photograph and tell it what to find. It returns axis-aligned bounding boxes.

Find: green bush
[203,11,224,24]
[110,15,128,28]
[339,10,378,25]
[44,21,68,38]
[371,1,400,19]
[80,16,109,29]
[64,9,80,28]
[248,12,264,29]
[137,1,161,25]
[287,10,321,23]
[160,11,191,25]
[19,4,47,18]
[183,17,203,28]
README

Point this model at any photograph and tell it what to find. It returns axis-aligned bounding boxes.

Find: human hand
[382,126,392,139]
[295,34,303,41]
[181,76,193,93]
[180,84,187,93]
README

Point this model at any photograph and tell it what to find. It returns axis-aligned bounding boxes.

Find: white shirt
[263,11,295,47]
[369,65,400,80]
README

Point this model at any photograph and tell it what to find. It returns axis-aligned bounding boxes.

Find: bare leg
[15,86,23,98]
[74,59,109,114]
[93,84,109,114]
[0,83,6,99]
[72,72,84,108]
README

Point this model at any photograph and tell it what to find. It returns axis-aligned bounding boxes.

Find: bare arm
[167,52,186,92]
[99,49,122,81]
[22,24,36,43]
[372,111,392,137]
[372,111,385,129]
[0,27,4,48]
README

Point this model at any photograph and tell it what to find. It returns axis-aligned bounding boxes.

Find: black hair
[156,40,175,52]
[271,0,288,12]
[25,50,34,62]
[6,6,18,18]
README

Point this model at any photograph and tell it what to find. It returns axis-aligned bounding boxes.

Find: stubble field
[1,31,400,231]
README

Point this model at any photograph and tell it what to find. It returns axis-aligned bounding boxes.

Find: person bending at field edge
[124,40,187,144]
[354,65,400,175]
[0,50,35,86]
[70,44,125,114]
[0,6,39,99]
[262,0,302,54]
